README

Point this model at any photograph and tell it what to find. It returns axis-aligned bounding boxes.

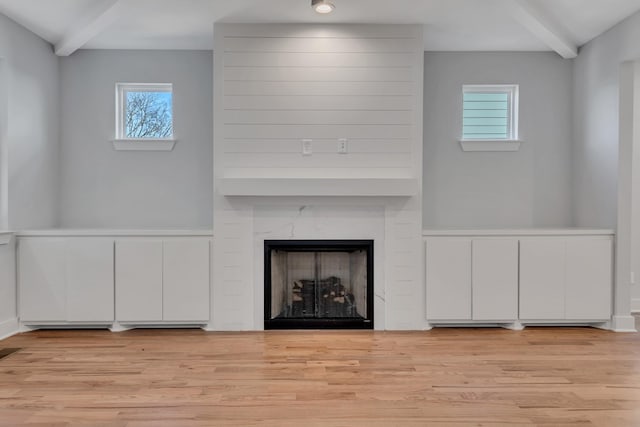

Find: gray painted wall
[58,50,213,228]
[573,10,640,307]
[0,13,59,230]
[0,13,59,330]
[572,11,640,229]
[423,52,573,228]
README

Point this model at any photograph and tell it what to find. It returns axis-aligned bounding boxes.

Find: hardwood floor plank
[1,327,640,425]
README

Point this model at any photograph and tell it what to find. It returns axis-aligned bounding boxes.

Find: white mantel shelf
[16,229,213,238]
[423,228,615,236]
[218,178,418,197]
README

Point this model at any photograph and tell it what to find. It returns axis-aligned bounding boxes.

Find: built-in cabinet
[19,238,114,324]
[425,238,518,322]
[115,240,163,322]
[519,237,612,321]
[18,231,212,327]
[425,238,471,320]
[425,231,613,325]
[472,239,519,321]
[115,239,210,323]
[17,229,612,330]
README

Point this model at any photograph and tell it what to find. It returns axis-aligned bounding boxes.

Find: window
[115,83,173,141]
[461,85,519,150]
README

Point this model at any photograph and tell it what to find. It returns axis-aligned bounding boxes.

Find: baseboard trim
[0,318,19,341]
[610,315,637,332]
[631,298,640,313]
[109,323,132,332]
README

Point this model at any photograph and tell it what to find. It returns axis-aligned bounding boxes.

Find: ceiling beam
[505,0,578,59]
[54,0,122,56]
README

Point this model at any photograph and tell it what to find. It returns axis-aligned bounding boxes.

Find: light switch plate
[338,138,348,154]
[302,139,312,156]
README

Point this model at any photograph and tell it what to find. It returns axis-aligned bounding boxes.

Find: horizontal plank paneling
[223,110,412,125]
[224,81,415,96]
[216,24,421,178]
[223,167,412,178]
[223,67,413,82]
[224,36,415,53]
[223,152,412,168]
[221,24,421,39]
[223,139,411,154]
[224,52,415,67]
[223,124,413,140]
[224,95,413,110]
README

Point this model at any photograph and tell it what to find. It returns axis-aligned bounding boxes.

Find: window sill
[459,140,522,152]
[111,139,176,151]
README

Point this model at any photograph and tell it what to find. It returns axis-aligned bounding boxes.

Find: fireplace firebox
[264,240,374,329]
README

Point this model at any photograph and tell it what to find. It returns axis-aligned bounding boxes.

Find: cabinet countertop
[13,228,616,238]
[16,229,213,237]
[423,228,615,236]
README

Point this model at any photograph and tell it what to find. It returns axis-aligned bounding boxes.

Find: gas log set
[289,276,357,318]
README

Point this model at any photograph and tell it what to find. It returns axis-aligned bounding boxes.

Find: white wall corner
[0,317,19,341]
[610,315,637,332]
[631,298,640,313]
[615,61,638,323]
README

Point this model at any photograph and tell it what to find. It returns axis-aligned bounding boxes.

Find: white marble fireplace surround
[212,198,425,331]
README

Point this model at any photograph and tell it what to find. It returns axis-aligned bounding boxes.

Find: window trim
[459,84,521,152]
[113,82,176,151]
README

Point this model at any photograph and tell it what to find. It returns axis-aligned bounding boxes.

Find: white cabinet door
[565,239,612,320]
[425,238,471,320]
[519,239,565,320]
[66,239,114,322]
[115,240,163,322]
[472,239,518,321]
[163,239,210,322]
[19,239,66,322]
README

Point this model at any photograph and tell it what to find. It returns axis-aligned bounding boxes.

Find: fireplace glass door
[264,240,373,329]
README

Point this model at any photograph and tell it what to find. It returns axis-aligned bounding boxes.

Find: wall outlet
[302,139,312,156]
[338,138,348,154]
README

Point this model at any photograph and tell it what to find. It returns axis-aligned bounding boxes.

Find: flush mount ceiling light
[312,0,335,14]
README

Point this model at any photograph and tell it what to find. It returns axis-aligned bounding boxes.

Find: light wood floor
[1,325,640,427]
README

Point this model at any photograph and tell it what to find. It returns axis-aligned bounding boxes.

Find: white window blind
[462,85,518,141]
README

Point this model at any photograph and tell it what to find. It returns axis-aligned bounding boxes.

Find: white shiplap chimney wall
[211,24,424,330]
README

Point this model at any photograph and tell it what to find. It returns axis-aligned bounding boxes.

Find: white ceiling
[0,0,639,53]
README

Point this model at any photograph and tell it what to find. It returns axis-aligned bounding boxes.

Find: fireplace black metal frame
[264,239,374,330]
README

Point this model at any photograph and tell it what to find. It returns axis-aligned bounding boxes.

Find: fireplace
[264,240,374,329]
